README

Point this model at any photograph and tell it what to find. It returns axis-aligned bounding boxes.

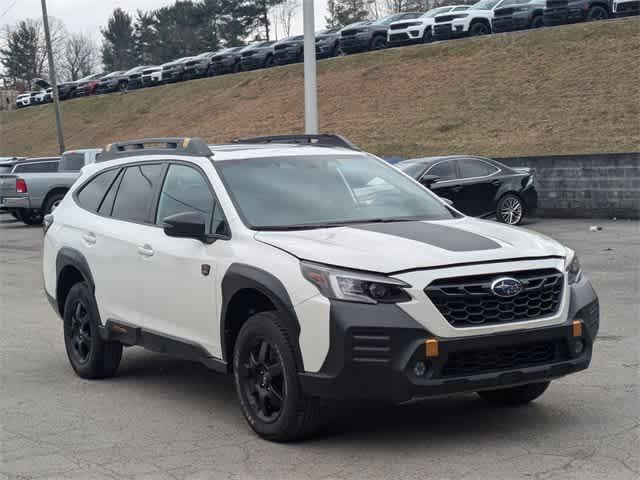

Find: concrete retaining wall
[497,153,640,219]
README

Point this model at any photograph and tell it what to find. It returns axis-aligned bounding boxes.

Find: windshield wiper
[255,217,423,231]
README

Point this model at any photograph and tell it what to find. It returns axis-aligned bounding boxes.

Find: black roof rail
[98,137,212,162]
[232,134,360,151]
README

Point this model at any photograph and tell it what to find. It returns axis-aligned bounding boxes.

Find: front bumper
[543,7,586,25]
[614,0,640,14]
[433,22,467,39]
[340,35,371,53]
[241,56,267,70]
[299,276,598,404]
[388,29,424,46]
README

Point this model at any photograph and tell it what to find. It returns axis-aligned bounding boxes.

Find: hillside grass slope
[1,18,639,158]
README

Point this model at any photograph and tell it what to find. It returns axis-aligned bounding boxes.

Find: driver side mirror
[420,174,440,189]
[162,211,207,241]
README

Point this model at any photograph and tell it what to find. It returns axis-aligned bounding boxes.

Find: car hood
[255,217,566,274]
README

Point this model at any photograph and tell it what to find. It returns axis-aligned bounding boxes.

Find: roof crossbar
[98,137,213,162]
[232,134,360,151]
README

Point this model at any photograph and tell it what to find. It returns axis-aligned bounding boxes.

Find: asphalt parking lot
[1,215,638,480]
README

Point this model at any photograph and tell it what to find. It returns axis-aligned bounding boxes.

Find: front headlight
[565,253,582,284]
[301,261,412,304]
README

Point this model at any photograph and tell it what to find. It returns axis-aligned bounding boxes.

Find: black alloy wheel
[587,6,608,20]
[238,337,286,424]
[67,300,93,365]
[497,194,524,225]
[470,22,491,36]
[423,27,433,43]
[371,35,387,50]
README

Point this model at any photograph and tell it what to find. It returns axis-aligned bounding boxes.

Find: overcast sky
[1,0,330,42]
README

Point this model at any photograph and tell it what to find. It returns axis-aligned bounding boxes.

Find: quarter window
[13,161,58,173]
[427,161,457,181]
[111,164,164,223]
[458,159,499,178]
[155,164,220,234]
[76,169,119,212]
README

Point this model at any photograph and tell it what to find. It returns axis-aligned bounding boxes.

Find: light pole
[40,0,66,154]
[302,0,318,134]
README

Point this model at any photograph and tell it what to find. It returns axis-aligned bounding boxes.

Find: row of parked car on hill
[0,140,538,227]
[15,0,637,109]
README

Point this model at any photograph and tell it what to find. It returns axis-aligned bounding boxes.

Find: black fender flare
[56,247,95,293]
[220,263,303,369]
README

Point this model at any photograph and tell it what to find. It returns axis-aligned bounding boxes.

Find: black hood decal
[352,221,501,252]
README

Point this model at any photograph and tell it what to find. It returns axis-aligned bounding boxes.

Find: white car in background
[388,5,470,45]
[16,93,31,108]
[433,0,504,39]
[141,66,163,87]
[612,0,640,15]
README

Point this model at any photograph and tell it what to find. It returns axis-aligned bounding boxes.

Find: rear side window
[77,169,119,212]
[59,153,85,172]
[0,165,14,173]
[458,159,499,178]
[428,161,457,181]
[12,161,58,173]
[155,164,214,230]
[111,164,164,223]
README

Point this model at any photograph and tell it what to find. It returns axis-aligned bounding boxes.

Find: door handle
[82,232,96,245]
[137,244,154,257]
[491,179,502,186]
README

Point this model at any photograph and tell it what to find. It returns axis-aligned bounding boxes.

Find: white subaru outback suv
[43,135,599,441]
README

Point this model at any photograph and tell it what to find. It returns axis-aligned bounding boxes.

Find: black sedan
[396,155,538,225]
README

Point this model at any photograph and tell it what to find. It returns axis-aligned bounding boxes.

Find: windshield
[422,6,452,18]
[472,0,502,9]
[376,12,421,25]
[217,155,454,230]
[396,162,428,178]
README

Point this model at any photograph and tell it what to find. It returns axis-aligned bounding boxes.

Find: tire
[233,311,324,442]
[469,21,491,36]
[63,282,122,379]
[43,192,66,214]
[264,55,274,68]
[118,81,128,93]
[477,382,550,406]
[18,209,43,226]
[587,5,608,20]
[370,35,387,50]
[496,193,524,225]
[530,15,544,28]
[422,27,433,43]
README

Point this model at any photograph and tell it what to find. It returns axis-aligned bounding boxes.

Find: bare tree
[271,0,298,40]
[61,33,96,81]
[34,17,67,80]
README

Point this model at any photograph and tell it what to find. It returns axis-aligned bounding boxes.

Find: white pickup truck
[0,149,101,225]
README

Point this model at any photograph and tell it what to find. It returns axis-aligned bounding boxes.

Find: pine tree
[132,10,156,65]
[101,8,135,71]
[325,0,371,28]
[0,20,43,85]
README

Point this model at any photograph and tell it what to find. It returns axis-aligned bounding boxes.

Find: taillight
[16,178,27,193]
[43,214,54,234]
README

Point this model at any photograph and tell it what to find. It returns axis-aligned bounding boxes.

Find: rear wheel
[43,192,65,214]
[477,382,550,405]
[264,55,274,68]
[530,15,544,28]
[469,21,491,36]
[587,5,608,20]
[233,311,324,441]
[497,194,524,225]
[18,209,43,226]
[63,282,122,379]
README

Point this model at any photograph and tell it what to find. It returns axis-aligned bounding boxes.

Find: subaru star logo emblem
[491,277,523,298]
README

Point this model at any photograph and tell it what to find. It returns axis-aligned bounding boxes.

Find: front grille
[618,1,640,11]
[494,7,515,16]
[435,15,456,23]
[389,33,410,42]
[341,29,359,36]
[441,340,568,377]
[390,23,411,30]
[425,269,564,327]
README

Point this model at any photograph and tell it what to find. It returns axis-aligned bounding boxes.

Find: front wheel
[469,22,491,36]
[422,27,433,43]
[587,5,609,20]
[233,311,324,441]
[477,382,550,405]
[264,56,274,68]
[497,194,524,225]
[530,15,544,28]
[63,282,122,379]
